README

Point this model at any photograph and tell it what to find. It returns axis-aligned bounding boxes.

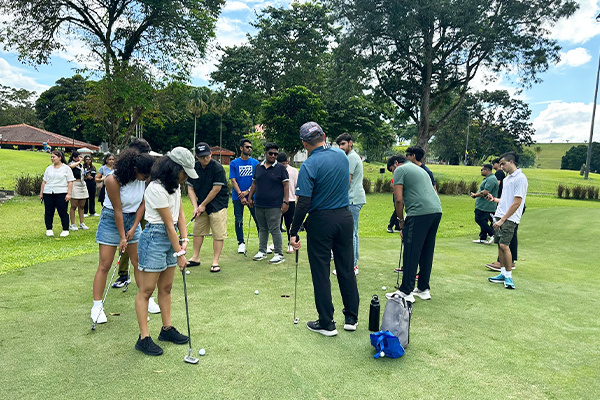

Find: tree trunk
[417,24,435,153]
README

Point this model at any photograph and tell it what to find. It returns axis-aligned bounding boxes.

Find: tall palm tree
[210,91,231,163]
[187,88,209,149]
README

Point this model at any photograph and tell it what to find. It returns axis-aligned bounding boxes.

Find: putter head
[294,318,299,324]
[91,323,96,330]
[281,294,290,298]
[184,355,199,364]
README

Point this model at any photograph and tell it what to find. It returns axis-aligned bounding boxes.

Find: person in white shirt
[90,149,155,326]
[485,152,528,290]
[135,147,197,356]
[39,151,74,237]
[276,152,299,254]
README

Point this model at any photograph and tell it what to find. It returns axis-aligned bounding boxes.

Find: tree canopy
[328,0,578,150]
[0,85,40,127]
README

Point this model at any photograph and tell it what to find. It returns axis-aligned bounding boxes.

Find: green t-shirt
[393,161,442,217]
[347,149,366,204]
[475,174,498,212]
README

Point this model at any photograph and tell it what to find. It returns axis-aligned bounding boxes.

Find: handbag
[370,330,405,358]
[380,295,413,348]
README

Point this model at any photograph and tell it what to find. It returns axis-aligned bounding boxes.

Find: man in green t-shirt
[470,164,498,244]
[385,154,442,302]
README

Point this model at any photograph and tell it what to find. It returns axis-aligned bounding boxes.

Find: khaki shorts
[494,219,517,246]
[193,208,228,240]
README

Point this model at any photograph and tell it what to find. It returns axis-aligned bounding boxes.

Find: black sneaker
[158,326,189,344]
[135,335,163,356]
[306,320,338,336]
[343,316,358,331]
[112,274,130,288]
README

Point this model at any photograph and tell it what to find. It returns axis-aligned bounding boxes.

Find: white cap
[167,147,198,179]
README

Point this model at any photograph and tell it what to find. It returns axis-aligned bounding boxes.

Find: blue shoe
[488,273,505,283]
[504,277,515,289]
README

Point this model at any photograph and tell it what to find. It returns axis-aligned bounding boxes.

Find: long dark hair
[51,150,67,164]
[68,150,81,163]
[150,156,183,194]
[102,152,114,166]
[114,149,155,186]
[83,155,96,171]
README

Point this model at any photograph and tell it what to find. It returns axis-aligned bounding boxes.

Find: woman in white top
[90,149,155,325]
[134,147,197,356]
[39,151,75,237]
[68,151,90,231]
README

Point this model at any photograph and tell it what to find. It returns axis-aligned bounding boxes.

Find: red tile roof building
[0,124,99,151]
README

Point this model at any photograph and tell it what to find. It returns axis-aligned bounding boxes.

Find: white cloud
[223,1,252,12]
[549,0,600,44]
[0,57,49,93]
[532,101,599,142]
[557,47,592,67]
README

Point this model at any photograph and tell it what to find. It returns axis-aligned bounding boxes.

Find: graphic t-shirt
[229,157,259,201]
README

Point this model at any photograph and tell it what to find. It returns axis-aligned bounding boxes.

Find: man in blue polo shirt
[289,122,360,337]
[248,143,289,264]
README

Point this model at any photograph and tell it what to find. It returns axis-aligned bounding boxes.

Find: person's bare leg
[78,200,85,223]
[127,244,140,288]
[498,243,512,272]
[157,267,176,328]
[189,236,204,263]
[212,239,224,266]
[70,202,77,225]
[93,244,118,300]
[135,270,160,338]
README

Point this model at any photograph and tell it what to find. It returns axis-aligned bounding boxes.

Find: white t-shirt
[494,168,528,224]
[144,181,181,225]
[43,164,75,194]
[286,165,299,202]
[103,179,146,213]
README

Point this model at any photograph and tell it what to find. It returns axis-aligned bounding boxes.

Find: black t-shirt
[253,162,289,208]
[187,159,229,214]
[71,163,83,180]
[495,169,505,197]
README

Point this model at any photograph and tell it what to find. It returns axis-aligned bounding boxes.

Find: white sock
[500,267,506,276]
[505,270,512,278]
[93,300,102,308]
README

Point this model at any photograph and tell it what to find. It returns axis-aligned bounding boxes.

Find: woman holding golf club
[135,147,197,356]
[90,149,155,326]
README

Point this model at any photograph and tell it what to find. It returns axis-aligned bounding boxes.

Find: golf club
[182,269,199,364]
[244,206,252,257]
[293,249,299,324]
[281,241,291,298]
[395,240,403,290]
[92,251,123,330]
[122,255,131,292]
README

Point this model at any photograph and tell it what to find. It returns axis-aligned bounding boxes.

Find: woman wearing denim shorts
[135,147,198,356]
[90,149,155,325]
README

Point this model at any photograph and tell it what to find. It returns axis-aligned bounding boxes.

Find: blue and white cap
[299,122,324,141]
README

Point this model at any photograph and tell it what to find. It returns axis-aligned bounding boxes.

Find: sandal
[394,267,403,273]
[210,265,221,273]
[187,260,201,267]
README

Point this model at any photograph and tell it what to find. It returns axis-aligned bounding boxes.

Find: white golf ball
[186,270,190,275]
[382,286,387,290]
[147,316,150,321]
[254,290,259,295]
[198,348,206,356]
[380,351,385,358]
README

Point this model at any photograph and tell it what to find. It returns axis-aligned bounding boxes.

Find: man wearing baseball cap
[186,143,229,273]
[289,122,359,337]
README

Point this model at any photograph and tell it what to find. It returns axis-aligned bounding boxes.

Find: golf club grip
[295,249,299,263]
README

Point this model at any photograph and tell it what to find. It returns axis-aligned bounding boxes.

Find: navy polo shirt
[187,159,229,214]
[253,161,289,208]
[296,146,349,213]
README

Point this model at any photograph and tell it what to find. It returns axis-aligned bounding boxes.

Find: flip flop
[210,265,221,273]
[394,267,403,273]
[187,260,201,267]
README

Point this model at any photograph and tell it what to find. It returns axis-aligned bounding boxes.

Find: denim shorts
[137,223,177,272]
[95,207,141,246]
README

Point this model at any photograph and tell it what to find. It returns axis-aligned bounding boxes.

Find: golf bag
[380,295,413,348]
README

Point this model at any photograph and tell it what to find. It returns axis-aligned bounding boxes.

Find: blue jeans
[349,203,363,267]
[232,200,258,244]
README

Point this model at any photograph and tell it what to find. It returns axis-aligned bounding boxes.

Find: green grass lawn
[535,142,584,170]
[1,188,600,398]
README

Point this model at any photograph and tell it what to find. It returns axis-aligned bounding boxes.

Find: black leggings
[84,180,97,214]
[281,201,296,243]
[43,193,70,230]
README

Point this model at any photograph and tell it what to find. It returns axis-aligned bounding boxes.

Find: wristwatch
[283,201,289,204]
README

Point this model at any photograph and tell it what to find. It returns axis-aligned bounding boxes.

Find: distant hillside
[533,142,585,169]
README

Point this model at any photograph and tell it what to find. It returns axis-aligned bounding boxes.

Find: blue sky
[1,0,600,143]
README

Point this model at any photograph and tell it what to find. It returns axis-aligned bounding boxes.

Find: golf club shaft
[93,251,123,327]
[244,205,252,256]
[293,249,299,321]
[396,241,403,289]
[182,269,193,354]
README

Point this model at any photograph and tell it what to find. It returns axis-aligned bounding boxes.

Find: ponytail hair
[114,149,155,185]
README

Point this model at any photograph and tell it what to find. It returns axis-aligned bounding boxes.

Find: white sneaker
[79,222,89,230]
[46,229,54,237]
[238,242,246,254]
[354,266,359,276]
[90,306,107,324]
[83,214,89,217]
[253,251,267,261]
[69,224,78,231]
[472,239,486,244]
[385,290,415,302]
[60,230,69,237]
[332,269,337,276]
[412,288,431,300]
[93,213,100,217]
[269,254,285,264]
[148,297,161,314]
[267,244,274,254]
[486,236,495,244]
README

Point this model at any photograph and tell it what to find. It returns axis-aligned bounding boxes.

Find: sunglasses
[267,151,278,156]
[244,145,253,149]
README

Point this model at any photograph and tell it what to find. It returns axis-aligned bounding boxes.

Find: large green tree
[561,143,600,172]
[328,0,578,150]
[0,85,40,127]
[0,0,224,150]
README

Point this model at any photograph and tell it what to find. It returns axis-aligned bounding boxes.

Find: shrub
[572,186,583,199]
[564,187,570,199]
[375,177,393,193]
[457,180,467,194]
[15,174,43,196]
[557,184,564,198]
[362,177,372,194]
[468,181,478,193]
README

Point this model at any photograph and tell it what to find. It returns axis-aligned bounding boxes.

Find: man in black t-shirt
[492,158,505,198]
[187,143,229,272]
